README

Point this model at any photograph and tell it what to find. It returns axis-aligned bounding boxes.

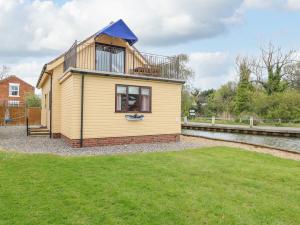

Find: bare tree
[175,54,194,81]
[286,62,300,90]
[0,65,10,80]
[251,43,297,95]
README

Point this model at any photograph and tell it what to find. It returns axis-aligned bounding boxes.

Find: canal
[182,129,300,153]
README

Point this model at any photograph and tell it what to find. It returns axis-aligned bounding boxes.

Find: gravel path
[0,126,204,156]
[1,126,299,160]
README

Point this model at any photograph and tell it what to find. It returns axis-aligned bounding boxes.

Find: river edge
[181,135,300,161]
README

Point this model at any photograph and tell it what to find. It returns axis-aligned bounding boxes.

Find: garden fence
[183,116,300,128]
[0,103,41,126]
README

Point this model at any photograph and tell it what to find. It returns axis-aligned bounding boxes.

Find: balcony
[63,41,181,80]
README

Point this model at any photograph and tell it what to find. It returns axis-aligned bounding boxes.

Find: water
[182,129,300,153]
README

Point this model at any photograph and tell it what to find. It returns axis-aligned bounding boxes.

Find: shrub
[25,93,41,107]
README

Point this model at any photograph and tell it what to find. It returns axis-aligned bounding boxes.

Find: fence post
[212,116,215,126]
[250,116,254,128]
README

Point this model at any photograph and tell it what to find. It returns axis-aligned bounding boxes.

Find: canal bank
[182,123,300,138]
[182,129,300,153]
[180,135,300,161]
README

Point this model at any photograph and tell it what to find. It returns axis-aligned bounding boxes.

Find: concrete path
[184,122,300,132]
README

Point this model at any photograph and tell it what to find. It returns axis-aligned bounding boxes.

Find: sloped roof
[95,19,138,45]
[0,75,34,88]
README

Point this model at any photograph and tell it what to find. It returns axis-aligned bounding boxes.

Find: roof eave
[60,67,186,84]
[36,64,48,88]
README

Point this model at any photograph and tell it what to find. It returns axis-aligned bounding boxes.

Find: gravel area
[0,126,204,156]
[1,126,299,160]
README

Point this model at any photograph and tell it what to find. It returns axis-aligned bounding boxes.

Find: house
[0,75,35,107]
[36,19,184,147]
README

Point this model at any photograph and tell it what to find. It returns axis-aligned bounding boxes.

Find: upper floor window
[116,85,151,113]
[9,83,20,97]
[96,44,125,73]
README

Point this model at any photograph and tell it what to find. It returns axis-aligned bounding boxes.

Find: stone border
[182,134,299,155]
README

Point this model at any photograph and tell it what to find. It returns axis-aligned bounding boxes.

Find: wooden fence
[27,107,41,125]
[0,105,41,126]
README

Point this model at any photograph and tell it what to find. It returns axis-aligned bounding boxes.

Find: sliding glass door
[96,44,125,73]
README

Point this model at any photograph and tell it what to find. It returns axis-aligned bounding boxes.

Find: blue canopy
[95,19,138,45]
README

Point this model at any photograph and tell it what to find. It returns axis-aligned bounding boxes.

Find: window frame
[115,84,152,113]
[9,83,20,97]
[95,43,126,74]
[8,100,20,107]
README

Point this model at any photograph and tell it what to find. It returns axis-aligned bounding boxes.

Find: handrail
[26,117,29,136]
[63,40,180,79]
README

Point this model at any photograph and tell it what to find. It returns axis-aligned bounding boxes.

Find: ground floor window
[8,100,19,107]
[116,85,151,113]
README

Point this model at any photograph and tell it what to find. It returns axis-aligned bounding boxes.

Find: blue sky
[148,5,300,89]
[1,0,300,89]
[148,7,300,55]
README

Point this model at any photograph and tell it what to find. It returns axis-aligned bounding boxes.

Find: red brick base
[52,133,61,139]
[60,134,180,148]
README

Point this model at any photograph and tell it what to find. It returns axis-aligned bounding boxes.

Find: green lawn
[0,147,300,225]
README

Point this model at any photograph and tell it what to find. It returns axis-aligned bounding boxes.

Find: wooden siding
[41,75,50,127]
[41,63,64,133]
[39,35,182,140]
[76,41,95,71]
[75,35,146,74]
[51,63,63,133]
[70,75,81,139]
[67,73,181,139]
[61,76,74,138]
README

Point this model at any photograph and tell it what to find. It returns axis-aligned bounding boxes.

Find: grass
[0,147,300,225]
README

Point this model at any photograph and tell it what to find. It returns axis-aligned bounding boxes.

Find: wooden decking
[182,122,300,138]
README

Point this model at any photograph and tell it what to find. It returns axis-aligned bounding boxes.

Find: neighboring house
[0,75,35,107]
[36,19,184,147]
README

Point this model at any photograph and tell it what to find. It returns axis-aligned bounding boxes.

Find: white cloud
[0,0,244,57]
[0,0,298,89]
[286,0,300,10]
[4,59,46,89]
[189,52,236,90]
[0,0,247,88]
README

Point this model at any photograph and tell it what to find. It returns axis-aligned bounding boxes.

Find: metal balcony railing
[63,41,181,80]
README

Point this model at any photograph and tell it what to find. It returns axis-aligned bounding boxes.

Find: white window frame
[8,100,20,107]
[9,83,20,97]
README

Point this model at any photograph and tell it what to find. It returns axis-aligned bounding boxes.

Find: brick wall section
[61,133,180,148]
[52,133,61,139]
[0,75,34,105]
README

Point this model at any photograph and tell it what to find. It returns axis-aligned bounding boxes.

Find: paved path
[184,122,300,132]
